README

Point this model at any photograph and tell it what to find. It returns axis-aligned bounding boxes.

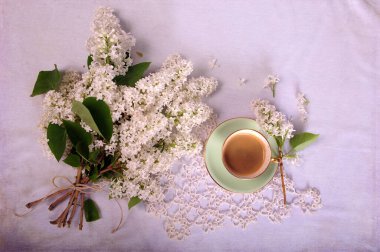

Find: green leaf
[284,154,297,159]
[63,153,81,167]
[84,164,91,172]
[104,170,123,179]
[76,142,89,161]
[128,196,142,210]
[89,166,99,182]
[82,97,113,142]
[274,136,284,148]
[84,198,101,222]
[289,132,319,152]
[62,120,92,146]
[102,155,112,169]
[31,64,62,97]
[110,153,119,166]
[87,55,93,69]
[72,100,103,138]
[113,62,151,87]
[89,149,101,163]
[47,123,67,161]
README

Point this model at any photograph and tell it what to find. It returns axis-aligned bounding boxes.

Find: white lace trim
[146,117,322,240]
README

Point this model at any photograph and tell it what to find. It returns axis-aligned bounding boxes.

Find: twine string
[15,175,125,233]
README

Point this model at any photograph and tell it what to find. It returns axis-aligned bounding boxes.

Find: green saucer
[204,118,279,193]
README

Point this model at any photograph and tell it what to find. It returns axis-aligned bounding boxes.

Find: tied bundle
[26,7,217,230]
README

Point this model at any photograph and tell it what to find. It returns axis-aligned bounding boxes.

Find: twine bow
[51,175,106,193]
[16,173,125,233]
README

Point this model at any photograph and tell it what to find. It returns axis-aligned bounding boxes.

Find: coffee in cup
[222,129,271,179]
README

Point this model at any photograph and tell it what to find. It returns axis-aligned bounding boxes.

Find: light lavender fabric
[0,0,379,251]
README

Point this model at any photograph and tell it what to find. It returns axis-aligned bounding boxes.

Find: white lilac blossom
[208,58,219,70]
[86,7,136,76]
[40,71,81,128]
[284,153,303,167]
[238,78,247,86]
[251,99,294,141]
[40,7,217,203]
[39,71,81,158]
[264,75,279,97]
[297,92,309,122]
[110,55,216,201]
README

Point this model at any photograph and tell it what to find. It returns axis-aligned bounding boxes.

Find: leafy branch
[27,95,140,230]
[29,61,151,229]
[274,132,319,205]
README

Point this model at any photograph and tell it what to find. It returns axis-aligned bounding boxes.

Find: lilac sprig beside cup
[251,99,319,204]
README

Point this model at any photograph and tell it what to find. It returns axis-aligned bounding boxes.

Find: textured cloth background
[0,0,379,251]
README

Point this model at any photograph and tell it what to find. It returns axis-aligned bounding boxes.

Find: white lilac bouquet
[27,7,217,230]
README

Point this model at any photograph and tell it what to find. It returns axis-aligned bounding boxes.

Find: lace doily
[146,118,322,240]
